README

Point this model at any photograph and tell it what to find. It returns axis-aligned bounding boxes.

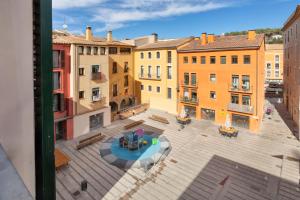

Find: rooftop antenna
[62,17,68,31]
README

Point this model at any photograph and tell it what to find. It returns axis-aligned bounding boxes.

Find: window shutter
[60,50,65,68]
[59,93,65,111]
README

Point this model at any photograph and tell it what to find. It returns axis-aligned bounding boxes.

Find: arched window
[148,52,152,59]
[156,52,160,59]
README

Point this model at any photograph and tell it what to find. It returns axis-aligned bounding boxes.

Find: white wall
[0,0,35,197]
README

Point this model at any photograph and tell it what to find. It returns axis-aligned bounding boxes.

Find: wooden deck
[56,101,300,200]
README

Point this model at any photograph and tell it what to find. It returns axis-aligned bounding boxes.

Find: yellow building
[265,44,284,83]
[132,35,193,114]
[106,31,135,119]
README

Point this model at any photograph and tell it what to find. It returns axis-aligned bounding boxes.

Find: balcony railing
[228,85,253,93]
[91,96,105,103]
[180,96,199,105]
[180,80,198,88]
[139,73,161,80]
[91,72,102,80]
[227,103,254,114]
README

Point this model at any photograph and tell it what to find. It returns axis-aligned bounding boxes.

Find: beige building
[265,44,284,83]
[129,35,193,114]
[283,5,300,139]
[53,27,133,137]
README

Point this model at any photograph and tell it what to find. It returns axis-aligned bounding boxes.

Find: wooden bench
[149,115,169,124]
[75,132,105,150]
[55,148,70,170]
[124,120,145,130]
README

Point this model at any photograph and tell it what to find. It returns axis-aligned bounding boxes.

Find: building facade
[265,44,284,83]
[133,36,193,114]
[53,43,74,140]
[178,31,265,132]
[107,31,135,119]
[282,5,300,139]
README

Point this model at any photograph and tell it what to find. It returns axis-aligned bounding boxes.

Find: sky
[52,0,299,40]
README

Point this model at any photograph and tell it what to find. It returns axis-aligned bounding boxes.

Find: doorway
[201,108,215,121]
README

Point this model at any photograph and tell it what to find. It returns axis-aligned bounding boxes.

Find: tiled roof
[178,34,265,52]
[282,5,300,31]
[52,32,134,46]
[265,44,283,50]
[135,37,193,50]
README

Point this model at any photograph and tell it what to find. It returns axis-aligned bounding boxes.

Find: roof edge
[282,5,300,31]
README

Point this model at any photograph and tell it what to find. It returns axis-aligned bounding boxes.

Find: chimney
[152,33,158,42]
[85,26,93,41]
[201,33,207,45]
[248,30,256,40]
[207,34,215,43]
[107,30,113,42]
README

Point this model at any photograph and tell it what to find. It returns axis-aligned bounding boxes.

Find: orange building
[178,31,265,132]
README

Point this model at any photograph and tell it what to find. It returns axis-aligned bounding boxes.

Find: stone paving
[56,99,300,200]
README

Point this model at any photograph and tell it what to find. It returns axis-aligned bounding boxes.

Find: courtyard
[56,99,300,200]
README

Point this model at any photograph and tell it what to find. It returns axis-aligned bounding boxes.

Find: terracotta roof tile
[178,34,265,52]
[135,37,193,50]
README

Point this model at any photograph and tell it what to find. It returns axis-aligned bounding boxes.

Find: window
[113,84,118,97]
[167,66,172,79]
[184,73,189,85]
[210,56,216,64]
[148,85,152,91]
[232,55,238,64]
[148,52,152,59]
[244,55,251,64]
[266,63,271,69]
[232,75,239,89]
[157,86,160,93]
[92,65,99,73]
[86,47,91,55]
[231,95,239,104]
[93,47,98,55]
[156,52,160,59]
[148,66,152,78]
[191,73,197,85]
[167,88,172,99]
[141,85,144,90]
[267,71,271,77]
[78,46,84,55]
[79,68,84,76]
[191,91,197,101]
[100,47,106,55]
[53,50,64,68]
[124,75,129,87]
[275,71,280,77]
[79,91,84,99]
[92,88,100,101]
[167,51,172,63]
[120,48,131,54]
[112,62,117,74]
[242,96,251,106]
[124,62,129,73]
[140,52,144,59]
[53,93,64,112]
[275,63,279,70]
[221,56,226,64]
[210,74,216,82]
[156,66,161,79]
[109,47,118,54]
[242,75,250,90]
[53,72,61,90]
[201,56,206,64]
[210,91,216,99]
[184,56,188,63]
[89,113,103,131]
[192,56,197,64]
[140,66,144,77]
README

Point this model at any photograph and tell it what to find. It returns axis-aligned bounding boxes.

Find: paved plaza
[56,100,300,200]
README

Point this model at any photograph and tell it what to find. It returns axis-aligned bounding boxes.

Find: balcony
[180,80,198,88]
[228,85,253,94]
[91,72,102,80]
[227,103,254,114]
[138,73,161,81]
[91,96,104,102]
[180,96,199,105]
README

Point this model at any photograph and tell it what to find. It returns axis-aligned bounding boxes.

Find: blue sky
[52,0,299,39]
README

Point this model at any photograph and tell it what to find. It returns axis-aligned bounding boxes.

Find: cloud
[92,0,235,31]
[52,0,106,9]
